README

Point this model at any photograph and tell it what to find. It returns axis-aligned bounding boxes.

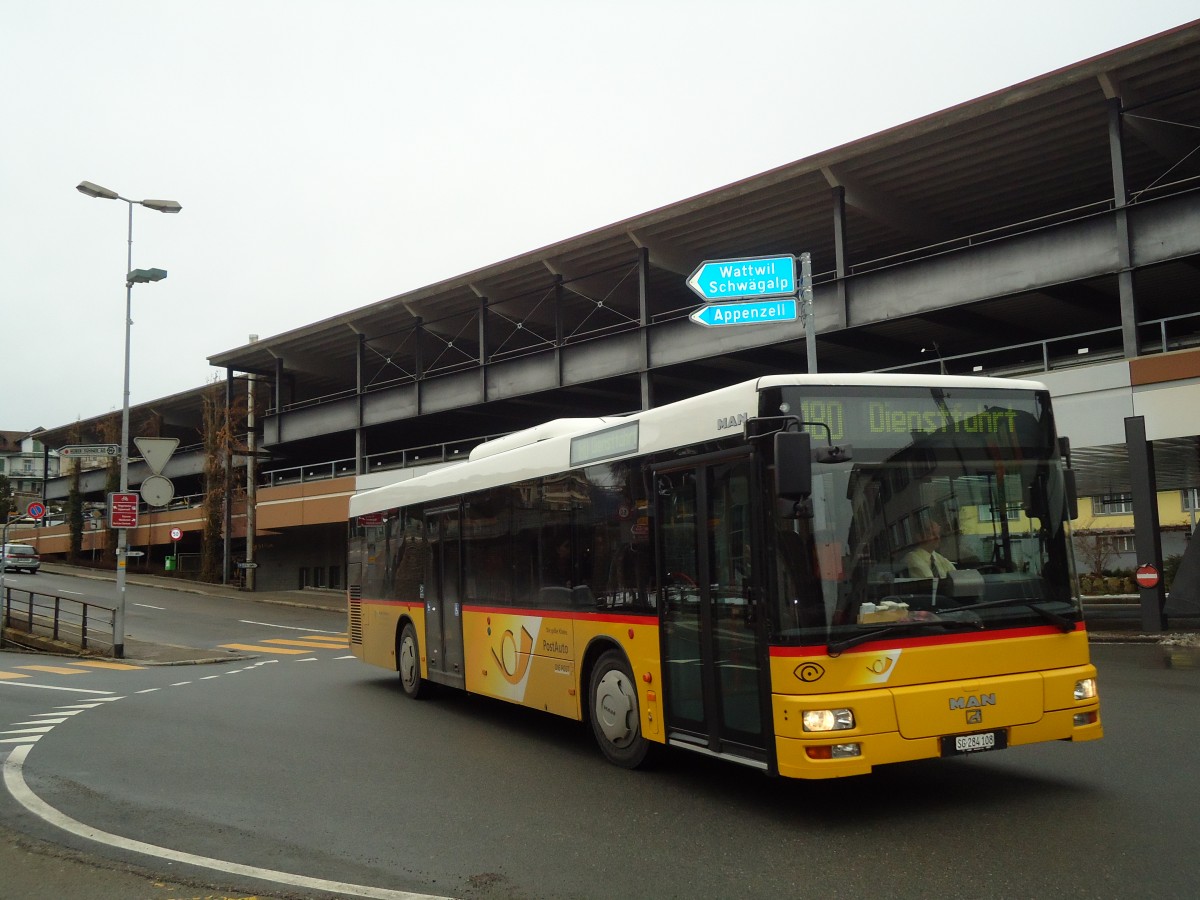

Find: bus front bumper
[775,706,1102,779]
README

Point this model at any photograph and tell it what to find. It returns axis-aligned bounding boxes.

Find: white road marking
[238,620,342,634]
[134,603,166,610]
[0,684,114,695]
[3,743,453,900]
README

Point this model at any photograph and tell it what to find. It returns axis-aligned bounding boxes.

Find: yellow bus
[347,374,1102,778]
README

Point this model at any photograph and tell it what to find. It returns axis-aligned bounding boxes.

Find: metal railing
[1,584,116,654]
[877,310,1200,378]
[260,433,508,485]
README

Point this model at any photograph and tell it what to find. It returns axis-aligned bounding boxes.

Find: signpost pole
[1,520,9,642]
[1,519,8,648]
[115,260,133,659]
[800,252,817,374]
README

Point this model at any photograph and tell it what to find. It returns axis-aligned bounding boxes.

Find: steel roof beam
[821,165,956,244]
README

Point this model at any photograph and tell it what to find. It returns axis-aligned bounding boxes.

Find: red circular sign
[26,502,46,520]
[170,527,182,541]
[1135,564,1159,589]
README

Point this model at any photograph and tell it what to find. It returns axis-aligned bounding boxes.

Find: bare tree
[0,473,13,523]
[200,378,248,583]
[1074,531,1116,579]
[66,424,84,561]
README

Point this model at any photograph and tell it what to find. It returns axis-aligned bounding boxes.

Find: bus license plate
[941,730,1006,756]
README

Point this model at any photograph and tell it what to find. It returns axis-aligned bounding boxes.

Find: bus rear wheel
[398,622,428,699]
[589,650,651,768]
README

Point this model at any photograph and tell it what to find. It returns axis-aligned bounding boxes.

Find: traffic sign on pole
[689,299,798,327]
[26,502,46,520]
[140,474,175,507]
[109,492,139,529]
[134,437,179,474]
[686,254,796,301]
[59,444,121,458]
[1135,564,1160,589]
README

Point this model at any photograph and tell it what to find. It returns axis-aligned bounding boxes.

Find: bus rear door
[424,505,466,688]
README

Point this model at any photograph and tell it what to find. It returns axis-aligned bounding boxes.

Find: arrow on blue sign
[686,254,796,301]
[690,299,798,328]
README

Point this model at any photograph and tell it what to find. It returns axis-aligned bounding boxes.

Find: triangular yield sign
[133,437,180,475]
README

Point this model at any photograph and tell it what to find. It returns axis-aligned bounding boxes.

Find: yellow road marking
[219,644,311,655]
[0,671,31,680]
[70,661,144,670]
[16,665,89,676]
[262,638,347,648]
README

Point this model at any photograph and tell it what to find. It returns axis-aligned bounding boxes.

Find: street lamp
[77,180,181,659]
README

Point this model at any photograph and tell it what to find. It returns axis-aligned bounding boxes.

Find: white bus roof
[349,373,1048,518]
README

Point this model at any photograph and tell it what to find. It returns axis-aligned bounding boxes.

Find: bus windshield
[764,384,1080,646]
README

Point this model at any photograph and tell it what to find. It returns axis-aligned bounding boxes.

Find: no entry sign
[1135,564,1160,589]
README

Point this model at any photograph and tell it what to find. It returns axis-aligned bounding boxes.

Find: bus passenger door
[424,506,465,688]
[655,455,767,766]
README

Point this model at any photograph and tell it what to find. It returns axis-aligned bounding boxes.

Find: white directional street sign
[134,437,179,474]
[686,254,796,301]
[59,444,120,458]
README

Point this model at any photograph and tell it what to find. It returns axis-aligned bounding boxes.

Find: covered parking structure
[38,22,1200,621]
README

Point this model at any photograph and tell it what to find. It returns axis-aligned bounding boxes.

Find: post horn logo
[492,626,535,684]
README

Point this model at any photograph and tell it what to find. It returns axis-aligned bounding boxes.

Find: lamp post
[77,181,180,658]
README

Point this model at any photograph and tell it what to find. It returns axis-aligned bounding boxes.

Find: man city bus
[346,374,1101,778]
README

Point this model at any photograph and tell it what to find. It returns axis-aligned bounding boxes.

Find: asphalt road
[2,575,1199,899]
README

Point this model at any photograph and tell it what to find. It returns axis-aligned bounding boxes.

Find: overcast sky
[3,1,1197,433]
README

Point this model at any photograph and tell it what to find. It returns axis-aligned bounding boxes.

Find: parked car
[1,543,40,574]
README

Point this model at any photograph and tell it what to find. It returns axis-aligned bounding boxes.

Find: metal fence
[1,584,115,655]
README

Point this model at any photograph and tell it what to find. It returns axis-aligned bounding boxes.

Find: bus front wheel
[589,650,651,768]
[398,622,429,699]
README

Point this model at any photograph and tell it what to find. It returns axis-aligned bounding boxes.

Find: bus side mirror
[1064,469,1079,520]
[775,431,812,501]
[1024,477,1048,522]
[1057,436,1079,520]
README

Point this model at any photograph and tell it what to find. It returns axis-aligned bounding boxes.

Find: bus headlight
[1074,678,1097,701]
[802,708,855,732]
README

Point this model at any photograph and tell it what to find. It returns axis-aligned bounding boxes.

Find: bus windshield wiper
[827,617,982,656]
[949,597,1077,632]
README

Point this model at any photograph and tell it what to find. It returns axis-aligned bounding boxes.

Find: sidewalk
[38,562,346,612]
[4,563,346,664]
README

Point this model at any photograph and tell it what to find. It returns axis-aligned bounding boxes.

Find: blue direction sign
[686,254,796,301]
[690,299,798,328]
